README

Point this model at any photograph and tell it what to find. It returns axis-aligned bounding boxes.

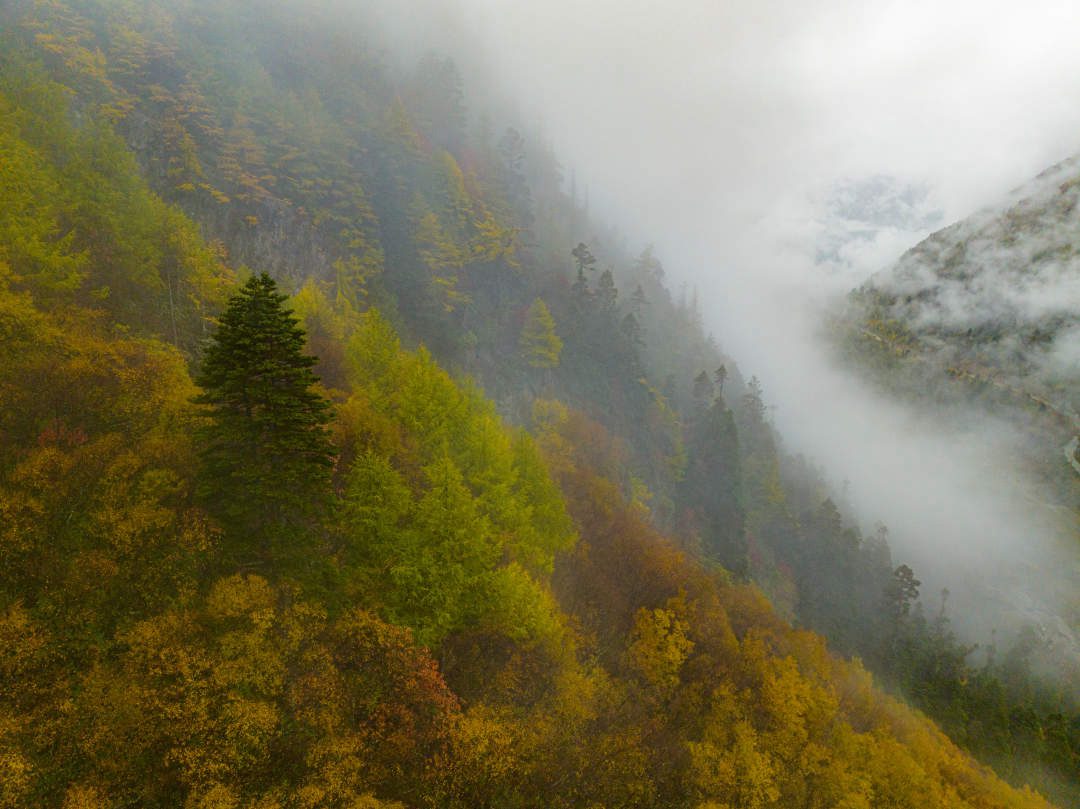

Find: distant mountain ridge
[848,156,1080,478]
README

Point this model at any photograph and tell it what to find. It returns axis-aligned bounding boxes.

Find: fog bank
[363,0,1080,648]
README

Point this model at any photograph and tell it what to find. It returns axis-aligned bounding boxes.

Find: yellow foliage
[688,719,780,809]
[297,734,366,807]
[206,574,276,622]
[427,707,521,808]
[185,783,239,809]
[0,13,1065,805]
[0,746,33,809]
[470,205,521,267]
[626,599,694,694]
[0,603,50,704]
[217,696,280,770]
[62,784,111,809]
[519,298,562,369]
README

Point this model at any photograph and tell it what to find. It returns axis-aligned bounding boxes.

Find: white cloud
[359,0,1080,652]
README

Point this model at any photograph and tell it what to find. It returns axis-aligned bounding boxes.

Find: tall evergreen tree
[713,364,728,398]
[520,298,563,369]
[692,370,715,410]
[596,268,618,312]
[195,273,335,558]
[570,241,596,301]
[679,399,746,577]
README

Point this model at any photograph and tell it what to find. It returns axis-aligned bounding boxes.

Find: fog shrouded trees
[679,391,747,577]
[520,297,563,369]
[195,273,335,560]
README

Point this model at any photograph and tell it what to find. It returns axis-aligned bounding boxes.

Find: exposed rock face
[191,194,333,289]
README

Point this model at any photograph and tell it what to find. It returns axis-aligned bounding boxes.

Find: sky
[365,0,1080,647]
[453,2,1080,223]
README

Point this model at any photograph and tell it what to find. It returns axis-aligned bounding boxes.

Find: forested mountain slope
[844,158,1080,493]
[0,0,1076,805]
[836,153,1080,805]
[838,154,1080,666]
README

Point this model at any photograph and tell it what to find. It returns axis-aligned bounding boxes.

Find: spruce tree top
[196,274,327,418]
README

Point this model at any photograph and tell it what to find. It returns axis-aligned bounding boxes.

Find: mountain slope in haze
[847,158,1080,480]
[841,157,1080,644]
[1,0,1078,805]
[838,157,1080,798]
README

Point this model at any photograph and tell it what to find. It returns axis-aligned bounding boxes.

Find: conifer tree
[713,364,728,398]
[520,298,563,369]
[195,273,335,555]
[692,370,715,408]
[679,398,746,577]
[570,242,596,300]
[596,268,618,312]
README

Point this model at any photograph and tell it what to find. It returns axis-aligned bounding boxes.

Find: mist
[360,0,1080,652]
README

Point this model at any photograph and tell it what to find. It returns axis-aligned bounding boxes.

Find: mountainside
[1,1,1078,806]
[846,159,1080,485]
[840,155,1080,661]
[837,157,1080,801]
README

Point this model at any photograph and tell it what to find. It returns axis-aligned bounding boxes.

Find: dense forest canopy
[0,0,1076,806]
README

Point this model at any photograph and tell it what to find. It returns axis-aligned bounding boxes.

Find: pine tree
[195,273,335,556]
[713,364,728,399]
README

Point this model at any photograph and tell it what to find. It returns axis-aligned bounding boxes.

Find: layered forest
[0,1,1077,806]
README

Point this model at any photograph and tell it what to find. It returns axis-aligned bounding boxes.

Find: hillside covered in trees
[0,0,1077,806]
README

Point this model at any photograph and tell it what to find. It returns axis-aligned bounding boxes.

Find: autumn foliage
[0,2,1072,806]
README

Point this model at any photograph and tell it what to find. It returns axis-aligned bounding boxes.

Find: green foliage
[195,273,335,559]
[338,309,575,645]
[289,278,354,391]
[0,48,231,348]
[0,98,86,294]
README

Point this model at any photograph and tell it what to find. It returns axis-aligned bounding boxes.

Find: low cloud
[876,158,1080,406]
[356,0,1080,654]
